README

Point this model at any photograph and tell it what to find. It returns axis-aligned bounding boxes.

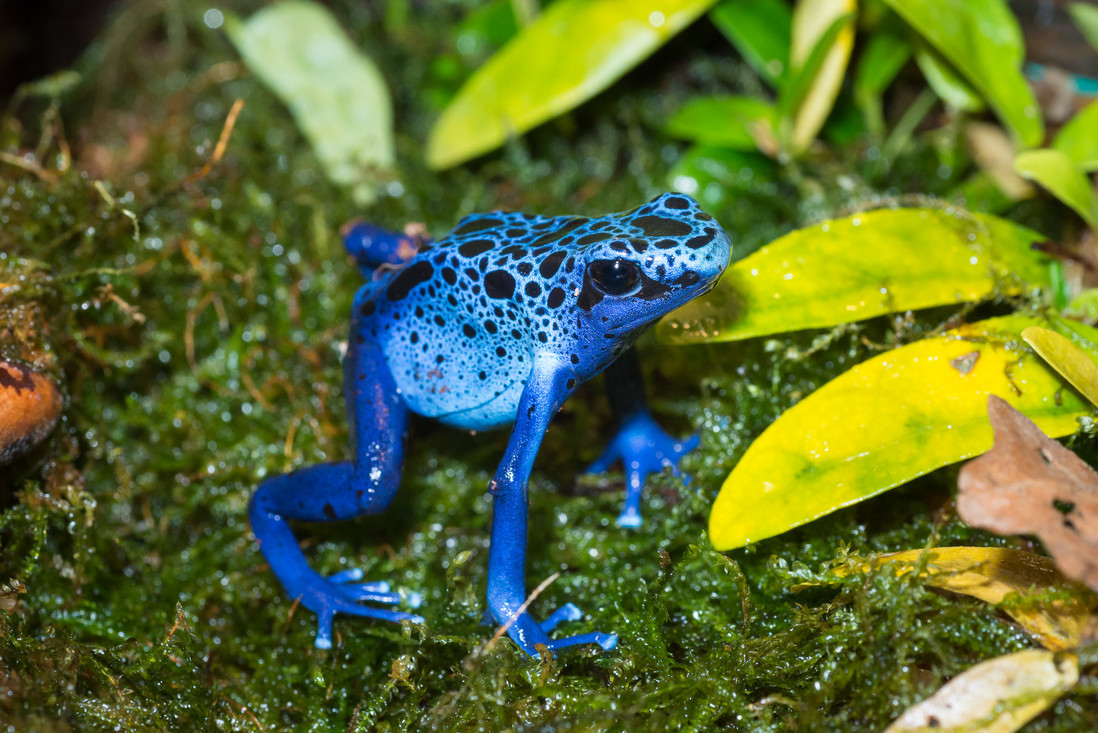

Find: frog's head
[572,193,731,340]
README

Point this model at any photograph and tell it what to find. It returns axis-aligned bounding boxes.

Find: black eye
[586,259,641,296]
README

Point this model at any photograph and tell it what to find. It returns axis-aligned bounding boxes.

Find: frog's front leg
[249,328,423,649]
[586,349,699,528]
[487,357,618,656]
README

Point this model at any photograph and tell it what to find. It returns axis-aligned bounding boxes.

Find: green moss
[1,1,1096,730]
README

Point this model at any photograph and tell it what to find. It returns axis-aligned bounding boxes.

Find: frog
[249,192,732,656]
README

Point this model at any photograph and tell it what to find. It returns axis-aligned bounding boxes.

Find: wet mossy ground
[2,1,1097,730]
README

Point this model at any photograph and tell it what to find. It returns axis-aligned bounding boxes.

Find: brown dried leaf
[958,396,1098,590]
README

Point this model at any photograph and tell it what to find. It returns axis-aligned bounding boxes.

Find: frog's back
[357,210,574,428]
[356,194,729,430]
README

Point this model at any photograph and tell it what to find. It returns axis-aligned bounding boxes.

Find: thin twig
[484,571,560,651]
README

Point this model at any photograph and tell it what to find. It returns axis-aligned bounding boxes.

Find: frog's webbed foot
[326,568,424,608]
[494,603,618,655]
[289,568,425,650]
[539,603,618,652]
[586,411,699,528]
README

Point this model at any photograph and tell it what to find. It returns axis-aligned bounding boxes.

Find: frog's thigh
[253,335,408,524]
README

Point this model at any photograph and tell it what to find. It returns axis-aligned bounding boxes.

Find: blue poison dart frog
[249,193,731,656]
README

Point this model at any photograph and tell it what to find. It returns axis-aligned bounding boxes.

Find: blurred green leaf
[426,0,719,169]
[913,43,985,112]
[853,22,910,137]
[709,0,792,87]
[225,1,394,204]
[952,172,1020,215]
[655,208,1051,344]
[709,315,1090,550]
[783,0,857,153]
[1070,2,1098,53]
[1065,288,1098,321]
[821,95,867,146]
[664,96,776,151]
[883,0,1043,148]
[1053,100,1098,172]
[668,144,777,208]
[456,0,520,56]
[1015,149,1098,229]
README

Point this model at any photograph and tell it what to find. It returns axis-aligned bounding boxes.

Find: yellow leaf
[654,208,1050,345]
[709,315,1091,550]
[788,0,856,152]
[426,0,718,169]
[1022,325,1098,408]
[817,547,1098,651]
[885,649,1078,733]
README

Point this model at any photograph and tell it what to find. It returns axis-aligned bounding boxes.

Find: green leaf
[1023,323,1098,408]
[655,208,1051,345]
[913,42,985,112]
[426,0,719,169]
[1053,100,1098,172]
[1069,2,1098,53]
[853,21,911,137]
[1014,149,1098,229]
[783,0,857,153]
[709,0,792,87]
[952,171,1020,215]
[456,0,520,57]
[664,96,777,151]
[709,315,1091,550]
[667,145,777,209]
[883,0,1043,148]
[225,1,394,204]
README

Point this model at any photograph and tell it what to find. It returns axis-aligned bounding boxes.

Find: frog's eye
[586,258,641,296]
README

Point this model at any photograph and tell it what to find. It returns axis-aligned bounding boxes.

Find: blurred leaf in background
[226,1,395,203]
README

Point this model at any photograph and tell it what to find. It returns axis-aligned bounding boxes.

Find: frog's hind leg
[249,335,422,649]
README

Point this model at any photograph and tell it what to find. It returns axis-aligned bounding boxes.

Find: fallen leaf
[805,547,1098,651]
[958,396,1098,591]
[707,315,1089,551]
[884,649,1078,733]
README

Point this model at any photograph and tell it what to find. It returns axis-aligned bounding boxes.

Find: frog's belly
[388,345,528,431]
[397,374,523,431]
[433,379,525,431]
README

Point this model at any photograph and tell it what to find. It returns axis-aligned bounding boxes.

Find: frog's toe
[312,599,425,650]
[345,585,403,604]
[615,507,643,528]
[540,602,583,632]
[325,570,406,604]
[584,443,619,475]
[545,630,618,652]
[675,432,701,458]
[326,568,372,586]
